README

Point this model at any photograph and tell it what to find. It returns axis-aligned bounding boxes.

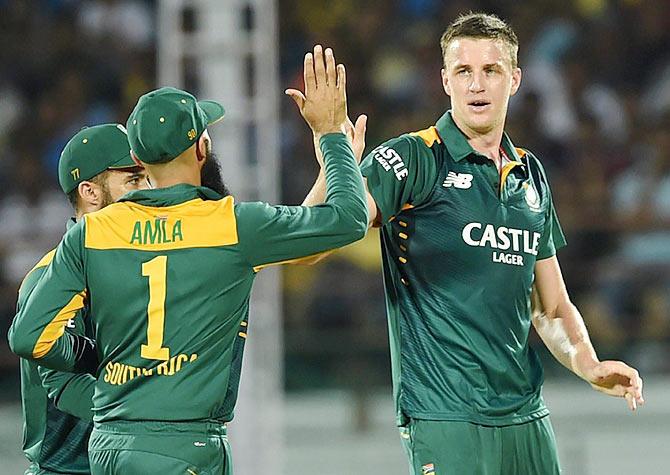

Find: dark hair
[440,12,519,68]
[65,170,109,212]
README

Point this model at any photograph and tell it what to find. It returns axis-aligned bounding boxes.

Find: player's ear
[441,68,451,97]
[195,133,209,163]
[78,181,100,207]
[510,67,522,96]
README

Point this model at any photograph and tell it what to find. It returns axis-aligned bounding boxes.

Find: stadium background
[0,0,669,473]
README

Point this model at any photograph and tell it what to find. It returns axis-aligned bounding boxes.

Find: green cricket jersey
[360,111,566,426]
[10,133,367,424]
[17,220,95,474]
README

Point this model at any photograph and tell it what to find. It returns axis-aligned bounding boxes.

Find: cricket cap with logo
[58,123,138,194]
[126,87,225,164]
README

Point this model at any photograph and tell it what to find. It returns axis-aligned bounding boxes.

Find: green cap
[58,124,137,194]
[126,87,225,164]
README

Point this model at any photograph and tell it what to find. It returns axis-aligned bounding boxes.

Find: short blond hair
[440,12,519,68]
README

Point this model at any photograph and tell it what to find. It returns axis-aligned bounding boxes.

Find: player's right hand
[286,45,347,137]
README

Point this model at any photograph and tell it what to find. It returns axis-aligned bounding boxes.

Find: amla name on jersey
[462,222,541,267]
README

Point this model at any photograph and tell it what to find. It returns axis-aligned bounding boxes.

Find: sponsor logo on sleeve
[372,145,409,181]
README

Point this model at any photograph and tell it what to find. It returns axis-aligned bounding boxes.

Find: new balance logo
[443,172,473,189]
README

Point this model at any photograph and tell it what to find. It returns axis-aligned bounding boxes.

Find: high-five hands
[286,45,348,137]
[287,45,368,165]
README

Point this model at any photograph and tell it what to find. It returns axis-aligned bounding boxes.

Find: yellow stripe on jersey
[85,196,239,251]
[500,161,523,195]
[19,248,57,290]
[33,290,87,358]
[31,249,57,272]
[409,126,442,147]
[252,250,330,273]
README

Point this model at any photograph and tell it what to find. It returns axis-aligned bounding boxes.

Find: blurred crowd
[0,0,669,399]
[0,0,155,394]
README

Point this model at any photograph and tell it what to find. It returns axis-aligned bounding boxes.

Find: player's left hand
[583,360,644,411]
[344,114,367,163]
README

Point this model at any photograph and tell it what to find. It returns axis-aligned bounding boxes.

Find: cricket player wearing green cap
[16,123,148,475]
[10,46,367,474]
[298,16,644,475]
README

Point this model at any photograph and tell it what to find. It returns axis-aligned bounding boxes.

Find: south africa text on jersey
[130,218,184,245]
[103,353,198,386]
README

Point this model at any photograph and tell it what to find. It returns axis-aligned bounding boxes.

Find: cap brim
[106,151,138,170]
[199,100,226,125]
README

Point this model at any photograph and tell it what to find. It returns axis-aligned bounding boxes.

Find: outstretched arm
[532,256,644,411]
[289,76,378,225]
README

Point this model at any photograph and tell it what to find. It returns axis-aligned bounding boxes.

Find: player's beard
[98,179,115,208]
[201,151,230,197]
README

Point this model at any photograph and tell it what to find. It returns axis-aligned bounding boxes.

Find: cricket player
[9,46,367,474]
[295,15,644,474]
[17,123,148,475]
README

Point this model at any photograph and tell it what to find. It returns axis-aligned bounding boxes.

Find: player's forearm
[319,132,369,235]
[38,366,95,420]
[302,169,327,206]
[10,309,93,373]
[532,300,599,380]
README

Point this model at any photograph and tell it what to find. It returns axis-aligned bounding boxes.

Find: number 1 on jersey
[141,255,170,361]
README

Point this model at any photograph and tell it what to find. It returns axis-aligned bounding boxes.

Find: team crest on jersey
[524,182,542,212]
[443,172,473,189]
[421,462,436,474]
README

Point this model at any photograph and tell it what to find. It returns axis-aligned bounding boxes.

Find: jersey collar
[119,184,224,207]
[435,110,526,166]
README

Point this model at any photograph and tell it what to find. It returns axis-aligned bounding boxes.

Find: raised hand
[344,114,368,163]
[286,45,348,137]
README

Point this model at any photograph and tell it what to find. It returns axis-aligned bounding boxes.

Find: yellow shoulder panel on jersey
[33,289,87,358]
[409,126,442,147]
[515,147,527,158]
[85,196,239,251]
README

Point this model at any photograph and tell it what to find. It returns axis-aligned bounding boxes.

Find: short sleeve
[533,156,567,260]
[360,135,439,223]
[536,204,567,260]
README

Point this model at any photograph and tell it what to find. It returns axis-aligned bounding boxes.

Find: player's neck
[149,175,201,189]
[145,158,202,190]
[452,114,505,162]
[467,134,504,162]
